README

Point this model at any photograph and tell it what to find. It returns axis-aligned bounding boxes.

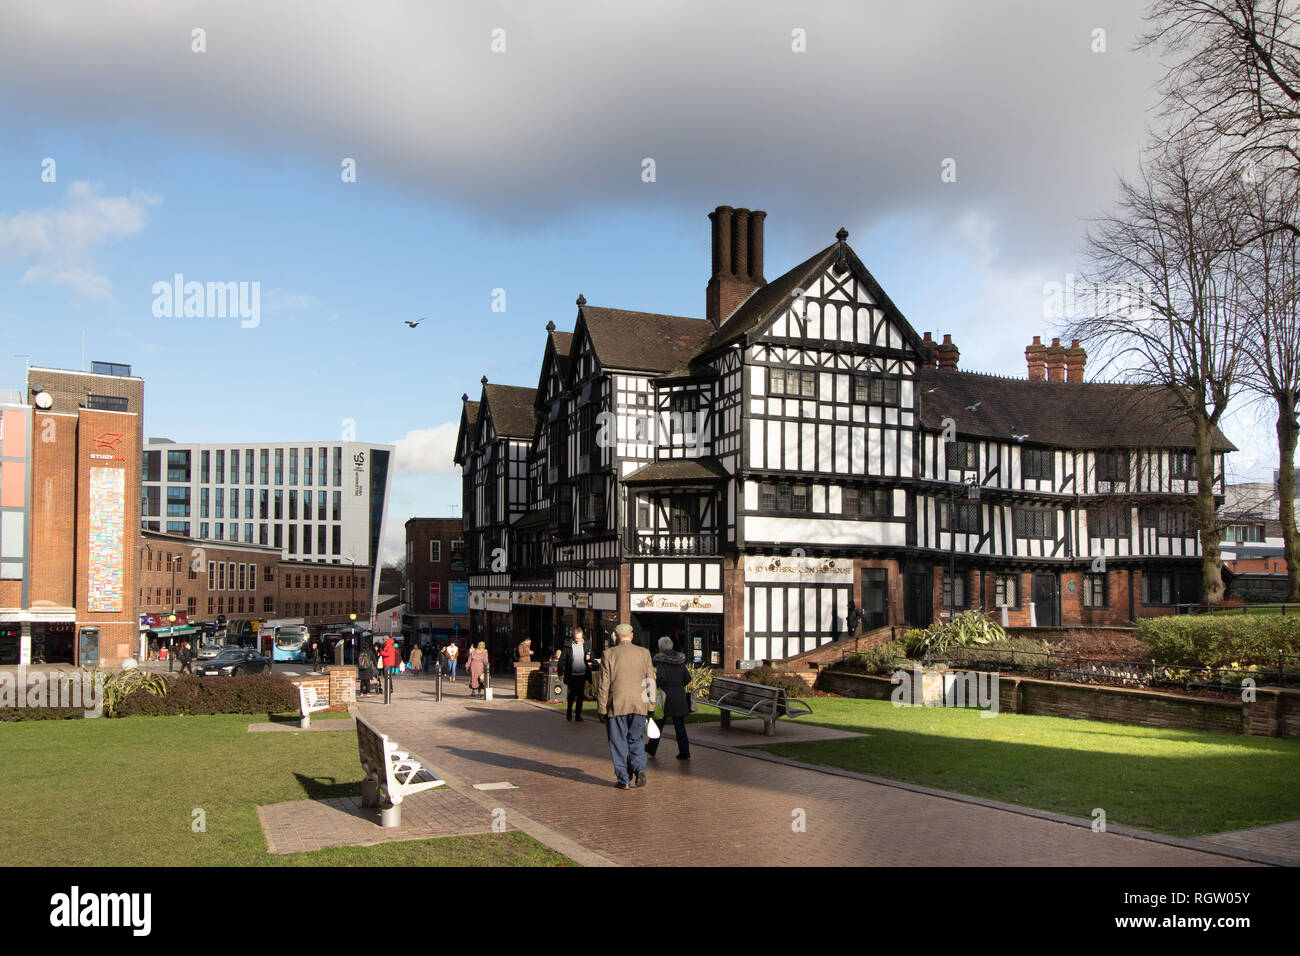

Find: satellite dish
[33,391,53,409]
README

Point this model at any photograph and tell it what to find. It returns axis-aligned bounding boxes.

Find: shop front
[629,592,724,663]
[510,589,554,661]
[555,590,618,655]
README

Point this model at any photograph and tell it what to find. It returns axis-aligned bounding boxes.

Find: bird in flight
[965,401,982,412]
[404,318,424,328]
[1011,431,1030,443]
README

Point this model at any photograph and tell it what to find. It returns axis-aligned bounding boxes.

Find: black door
[1032,573,1060,626]
[861,570,888,631]
[903,572,932,628]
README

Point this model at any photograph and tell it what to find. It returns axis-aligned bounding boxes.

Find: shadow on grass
[292,771,361,800]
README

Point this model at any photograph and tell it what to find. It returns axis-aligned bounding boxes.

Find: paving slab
[257,786,503,854]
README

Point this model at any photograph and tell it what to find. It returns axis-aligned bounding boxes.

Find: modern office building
[141,438,393,613]
[0,363,144,666]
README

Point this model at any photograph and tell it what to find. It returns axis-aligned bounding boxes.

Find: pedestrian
[445,640,459,682]
[379,635,397,695]
[468,641,488,698]
[595,623,656,790]
[645,636,691,761]
[178,641,195,675]
[309,637,322,674]
[516,636,532,664]
[561,627,592,722]
[409,643,423,677]
[357,642,374,695]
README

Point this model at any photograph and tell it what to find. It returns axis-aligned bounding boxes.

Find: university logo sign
[93,432,124,451]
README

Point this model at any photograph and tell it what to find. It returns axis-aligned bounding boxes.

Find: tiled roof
[916,368,1236,451]
[579,306,713,373]
[550,330,573,378]
[622,457,732,485]
[482,384,537,439]
[464,400,479,427]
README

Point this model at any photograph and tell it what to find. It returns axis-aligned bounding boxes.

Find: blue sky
[0,1,1281,562]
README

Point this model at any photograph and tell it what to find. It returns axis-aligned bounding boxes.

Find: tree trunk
[1194,417,1224,604]
[1277,395,1300,603]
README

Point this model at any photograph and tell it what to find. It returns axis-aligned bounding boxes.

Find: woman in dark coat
[646,636,691,760]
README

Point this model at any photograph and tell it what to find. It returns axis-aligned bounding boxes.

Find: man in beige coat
[596,622,656,789]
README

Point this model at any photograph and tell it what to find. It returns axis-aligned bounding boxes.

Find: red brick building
[0,364,143,666]
[402,517,468,642]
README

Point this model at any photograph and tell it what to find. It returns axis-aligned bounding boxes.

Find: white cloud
[0,181,160,300]
[390,422,460,475]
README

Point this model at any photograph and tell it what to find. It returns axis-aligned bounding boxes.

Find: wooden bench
[355,716,445,827]
[698,676,812,736]
[297,684,330,729]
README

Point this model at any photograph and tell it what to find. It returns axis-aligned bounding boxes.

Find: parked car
[196,642,225,660]
[196,647,272,676]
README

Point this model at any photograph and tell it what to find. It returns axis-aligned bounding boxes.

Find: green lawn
[0,714,572,866]
[758,697,1300,837]
[1207,603,1300,617]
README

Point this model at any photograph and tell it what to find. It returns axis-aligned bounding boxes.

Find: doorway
[1032,573,1060,626]
[903,571,932,628]
[861,569,888,631]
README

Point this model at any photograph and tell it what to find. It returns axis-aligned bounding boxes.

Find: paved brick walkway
[351,678,1259,867]
[1202,820,1300,865]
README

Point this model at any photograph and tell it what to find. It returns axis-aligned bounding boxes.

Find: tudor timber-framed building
[455,205,1235,670]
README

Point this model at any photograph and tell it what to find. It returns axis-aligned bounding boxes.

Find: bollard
[384,667,392,705]
[436,664,443,702]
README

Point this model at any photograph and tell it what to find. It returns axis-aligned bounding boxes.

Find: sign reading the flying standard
[743,556,853,583]
[631,593,723,614]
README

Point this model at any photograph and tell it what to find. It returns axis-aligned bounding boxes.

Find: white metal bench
[355,716,445,827]
[298,684,330,729]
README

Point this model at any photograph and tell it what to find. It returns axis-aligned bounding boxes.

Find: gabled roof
[535,327,574,413]
[577,305,712,374]
[453,399,480,465]
[481,384,537,440]
[916,368,1236,451]
[683,235,930,372]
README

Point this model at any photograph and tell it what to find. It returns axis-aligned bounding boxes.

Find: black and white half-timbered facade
[456,206,1235,669]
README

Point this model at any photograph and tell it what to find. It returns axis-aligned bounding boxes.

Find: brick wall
[29,412,77,608]
[817,669,1300,739]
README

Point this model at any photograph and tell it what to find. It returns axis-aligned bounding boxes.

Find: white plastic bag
[646,717,661,740]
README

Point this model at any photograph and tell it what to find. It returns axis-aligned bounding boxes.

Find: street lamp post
[947,478,980,621]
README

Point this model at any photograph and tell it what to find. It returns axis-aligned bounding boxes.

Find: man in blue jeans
[596,623,656,790]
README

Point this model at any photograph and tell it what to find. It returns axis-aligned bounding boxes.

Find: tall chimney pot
[1065,339,1087,382]
[1045,338,1067,383]
[1025,336,1047,381]
[706,204,767,327]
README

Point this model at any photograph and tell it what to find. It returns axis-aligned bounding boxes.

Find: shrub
[113,673,298,717]
[1137,615,1300,667]
[903,611,1006,656]
[944,635,1050,671]
[0,706,85,721]
[737,666,811,696]
[844,640,910,675]
[685,663,714,699]
[102,668,168,717]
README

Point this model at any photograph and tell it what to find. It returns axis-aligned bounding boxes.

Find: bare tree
[1142,1,1300,211]
[1066,138,1248,604]
[1240,172,1300,599]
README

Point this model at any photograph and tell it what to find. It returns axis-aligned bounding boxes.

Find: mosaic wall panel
[88,466,125,611]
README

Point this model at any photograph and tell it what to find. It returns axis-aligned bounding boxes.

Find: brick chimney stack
[1025,336,1047,381]
[921,331,937,369]
[707,205,767,328]
[935,333,959,371]
[1065,339,1087,382]
[1045,337,1067,383]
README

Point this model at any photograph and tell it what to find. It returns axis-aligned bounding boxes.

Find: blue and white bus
[257,620,309,663]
